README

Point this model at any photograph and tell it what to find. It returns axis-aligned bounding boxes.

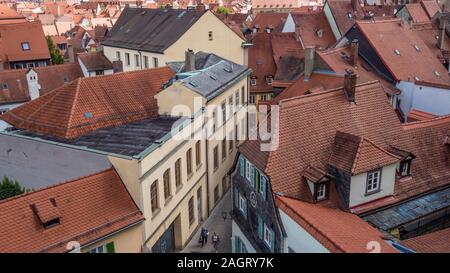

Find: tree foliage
[0,176,25,200]
[46,36,64,65]
[216,6,232,15]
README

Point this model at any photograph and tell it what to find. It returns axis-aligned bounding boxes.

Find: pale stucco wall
[349,164,397,208]
[103,46,166,72]
[232,220,257,253]
[155,82,206,116]
[82,223,144,253]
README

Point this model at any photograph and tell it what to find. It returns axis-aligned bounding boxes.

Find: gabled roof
[0,168,144,253]
[103,7,207,53]
[355,19,449,84]
[0,21,51,63]
[248,32,277,94]
[291,12,336,49]
[401,227,450,253]
[0,4,26,22]
[1,67,174,139]
[328,131,401,175]
[250,12,288,33]
[32,63,84,95]
[276,196,397,253]
[77,51,113,71]
[420,0,441,19]
[405,3,431,23]
[0,69,30,105]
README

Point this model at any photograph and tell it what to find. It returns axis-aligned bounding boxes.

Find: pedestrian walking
[211,232,220,253]
[200,228,209,247]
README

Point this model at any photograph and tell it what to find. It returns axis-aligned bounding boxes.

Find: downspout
[138,50,143,70]
[203,107,211,216]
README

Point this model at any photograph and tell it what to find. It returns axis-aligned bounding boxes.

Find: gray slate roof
[179,59,251,101]
[168,51,224,73]
[102,7,206,53]
[13,116,181,157]
[363,186,450,231]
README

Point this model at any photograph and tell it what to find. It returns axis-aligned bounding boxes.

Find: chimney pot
[304,46,315,81]
[350,39,359,67]
[185,49,196,72]
[344,69,357,102]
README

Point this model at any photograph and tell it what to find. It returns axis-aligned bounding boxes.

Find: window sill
[365,189,381,196]
[164,195,173,206]
[151,208,161,219]
[175,184,183,194]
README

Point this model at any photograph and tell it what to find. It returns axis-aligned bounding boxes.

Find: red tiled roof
[250,12,288,33]
[291,12,336,49]
[1,67,174,139]
[276,196,398,253]
[356,19,449,84]
[0,69,30,105]
[249,32,277,94]
[0,4,26,21]
[0,21,51,63]
[33,63,84,95]
[407,108,438,122]
[420,0,441,19]
[328,131,401,175]
[405,3,431,23]
[401,227,450,253]
[77,51,113,71]
[0,168,144,253]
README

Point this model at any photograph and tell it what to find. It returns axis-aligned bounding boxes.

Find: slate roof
[276,196,398,253]
[1,67,175,139]
[103,7,206,53]
[0,168,144,253]
[180,60,251,101]
[77,51,113,71]
[167,51,224,73]
[401,226,450,253]
[0,20,51,62]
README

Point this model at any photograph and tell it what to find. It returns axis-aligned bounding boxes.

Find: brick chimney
[185,49,196,72]
[304,46,315,81]
[344,69,357,102]
[349,39,359,67]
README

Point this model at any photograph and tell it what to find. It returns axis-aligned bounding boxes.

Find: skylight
[394,49,401,55]
[434,71,441,78]
[414,45,421,52]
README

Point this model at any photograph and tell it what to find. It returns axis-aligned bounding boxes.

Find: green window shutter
[234,236,239,253]
[234,187,239,209]
[257,216,263,240]
[249,165,254,185]
[106,242,115,253]
[270,230,275,253]
[239,157,245,177]
[254,169,260,191]
[260,176,267,200]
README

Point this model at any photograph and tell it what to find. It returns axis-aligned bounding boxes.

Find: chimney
[351,0,359,11]
[438,17,447,49]
[304,46,315,81]
[349,39,359,67]
[344,69,357,102]
[185,49,196,72]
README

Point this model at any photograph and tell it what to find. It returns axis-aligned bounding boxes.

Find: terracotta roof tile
[328,131,401,175]
[249,33,277,94]
[77,51,113,71]
[33,63,83,95]
[401,227,450,252]
[356,19,450,84]
[291,12,336,49]
[0,168,144,253]
[276,196,398,253]
[421,0,441,19]
[0,21,51,63]
[405,3,431,23]
[407,108,438,122]
[250,12,288,33]
[1,67,174,139]
[0,69,30,105]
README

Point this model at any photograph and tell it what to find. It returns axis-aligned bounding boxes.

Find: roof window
[21,42,30,51]
[394,49,401,55]
[434,71,441,78]
[414,45,421,52]
[2,83,8,90]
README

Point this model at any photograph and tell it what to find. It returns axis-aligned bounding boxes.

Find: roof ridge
[65,78,82,137]
[352,136,402,173]
[403,114,450,130]
[0,168,114,206]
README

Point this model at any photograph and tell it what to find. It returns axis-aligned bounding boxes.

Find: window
[125,53,130,66]
[144,56,149,68]
[151,180,159,213]
[116,51,121,61]
[212,108,217,133]
[238,192,247,215]
[214,185,220,204]
[153,57,159,68]
[175,158,182,187]
[235,90,240,107]
[241,86,245,104]
[229,96,234,114]
[213,146,219,170]
[134,54,140,67]
[241,118,245,139]
[208,31,213,41]
[163,169,171,200]
[399,160,411,177]
[263,223,273,249]
[250,78,257,86]
[221,101,226,123]
[186,148,193,176]
[95,70,104,76]
[2,83,8,90]
[228,131,233,153]
[222,139,226,161]
[366,169,381,194]
[188,197,195,225]
[195,141,201,167]
[235,236,248,253]
[266,76,273,85]
[222,176,228,192]
[260,94,267,101]
[89,245,105,253]
[249,95,256,104]
[316,184,327,201]
[21,42,30,51]
[245,161,252,182]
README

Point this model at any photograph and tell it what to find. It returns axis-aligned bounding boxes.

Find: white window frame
[245,161,252,181]
[249,95,256,105]
[260,94,267,101]
[263,223,272,248]
[250,78,257,86]
[89,245,106,253]
[366,169,381,194]
[238,193,246,213]
[316,184,326,200]
[400,161,410,177]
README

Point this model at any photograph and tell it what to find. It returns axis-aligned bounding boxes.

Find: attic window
[266,75,273,85]
[63,76,69,83]
[414,45,421,52]
[208,73,217,80]
[414,76,421,81]
[189,81,199,87]
[256,59,263,65]
[2,83,8,90]
[347,12,353,19]
[250,77,257,86]
[84,112,93,118]
[394,49,401,55]
[435,71,441,78]
[315,183,327,201]
[399,160,412,177]
[21,42,30,51]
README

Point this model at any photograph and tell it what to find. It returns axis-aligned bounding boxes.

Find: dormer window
[303,165,333,202]
[250,77,257,86]
[266,75,273,85]
[366,169,381,195]
[399,160,411,177]
[21,42,30,51]
[315,183,328,201]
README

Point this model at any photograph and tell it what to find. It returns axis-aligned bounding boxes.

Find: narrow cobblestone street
[182,190,232,253]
